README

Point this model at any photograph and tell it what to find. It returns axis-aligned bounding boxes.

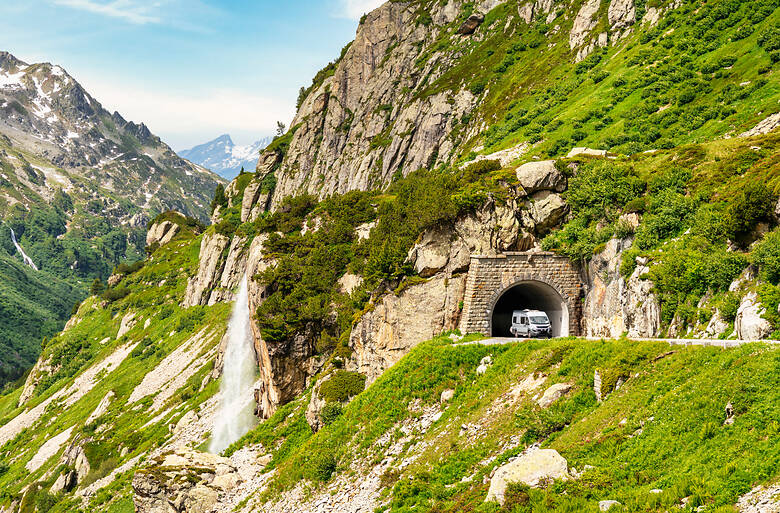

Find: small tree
[90,278,105,296]
[276,121,286,137]
[210,184,228,214]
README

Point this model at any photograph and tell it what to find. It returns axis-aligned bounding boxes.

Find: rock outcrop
[146,219,181,248]
[584,239,661,338]
[486,449,569,504]
[735,292,772,340]
[256,1,480,208]
[184,232,231,307]
[132,449,243,513]
[350,274,467,383]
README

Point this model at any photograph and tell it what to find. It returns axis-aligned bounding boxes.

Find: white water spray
[9,228,38,271]
[209,273,258,454]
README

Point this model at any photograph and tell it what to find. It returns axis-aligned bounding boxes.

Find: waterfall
[9,228,38,271]
[209,273,258,454]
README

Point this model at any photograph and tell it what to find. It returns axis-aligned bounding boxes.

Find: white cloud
[52,0,163,24]
[338,0,385,20]
[79,76,295,149]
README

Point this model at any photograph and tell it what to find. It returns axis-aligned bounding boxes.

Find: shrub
[34,491,58,513]
[718,292,741,322]
[753,228,780,285]
[724,182,776,242]
[758,27,780,52]
[211,184,228,213]
[311,452,337,481]
[320,402,343,426]
[462,159,501,179]
[503,483,532,512]
[319,371,366,403]
[102,287,130,302]
[90,278,105,296]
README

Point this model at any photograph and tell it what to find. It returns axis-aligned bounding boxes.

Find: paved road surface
[463,336,780,348]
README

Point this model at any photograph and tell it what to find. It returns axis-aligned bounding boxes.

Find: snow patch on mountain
[179,134,272,180]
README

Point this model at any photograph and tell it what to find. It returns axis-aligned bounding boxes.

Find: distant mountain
[0,50,226,384]
[179,134,272,179]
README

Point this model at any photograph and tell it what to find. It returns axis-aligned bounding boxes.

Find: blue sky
[0,0,385,149]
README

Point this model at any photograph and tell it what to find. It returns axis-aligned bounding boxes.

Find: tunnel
[490,280,569,338]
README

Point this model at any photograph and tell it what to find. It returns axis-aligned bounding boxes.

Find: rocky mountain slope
[1,0,780,512]
[0,51,226,385]
[179,134,273,180]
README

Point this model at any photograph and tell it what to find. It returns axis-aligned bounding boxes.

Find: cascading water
[9,228,38,271]
[209,273,258,454]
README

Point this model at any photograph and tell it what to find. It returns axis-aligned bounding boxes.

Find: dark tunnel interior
[490,281,568,338]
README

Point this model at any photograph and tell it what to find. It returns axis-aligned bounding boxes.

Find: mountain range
[179,134,272,179]
[0,50,225,385]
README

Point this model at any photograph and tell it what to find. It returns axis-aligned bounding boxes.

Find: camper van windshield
[530,316,548,324]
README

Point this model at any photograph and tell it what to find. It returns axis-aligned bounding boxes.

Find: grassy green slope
[0,227,229,513]
[230,335,779,512]
[414,0,780,161]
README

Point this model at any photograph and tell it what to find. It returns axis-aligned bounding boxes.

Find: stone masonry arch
[459,252,582,337]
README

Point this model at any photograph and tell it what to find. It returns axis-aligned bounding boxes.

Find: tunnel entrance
[490,280,569,338]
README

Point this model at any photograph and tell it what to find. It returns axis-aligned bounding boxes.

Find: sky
[0,0,385,150]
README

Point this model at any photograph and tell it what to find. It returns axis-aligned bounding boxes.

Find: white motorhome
[510,309,552,338]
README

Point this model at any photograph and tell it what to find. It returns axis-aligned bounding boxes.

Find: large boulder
[735,292,772,340]
[486,449,569,504]
[515,160,566,193]
[458,13,485,35]
[537,383,572,409]
[527,191,568,233]
[132,448,242,513]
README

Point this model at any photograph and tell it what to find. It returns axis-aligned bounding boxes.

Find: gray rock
[569,0,601,51]
[583,239,661,339]
[529,191,568,233]
[608,0,635,30]
[537,383,572,409]
[183,231,231,307]
[486,449,569,504]
[599,500,622,511]
[515,160,566,193]
[146,219,180,248]
[132,448,241,513]
[350,274,467,384]
[735,292,771,340]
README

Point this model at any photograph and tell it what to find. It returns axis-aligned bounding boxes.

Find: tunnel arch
[489,279,570,337]
[458,252,583,337]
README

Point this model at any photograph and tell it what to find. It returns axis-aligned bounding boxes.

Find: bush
[102,287,130,302]
[724,182,776,242]
[311,452,337,481]
[753,228,780,285]
[503,483,531,512]
[319,371,366,403]
[90,278,105,296]
[34,490,59,513]
[320,402,343,426]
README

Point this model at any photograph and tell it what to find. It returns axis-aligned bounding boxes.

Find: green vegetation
[318,370,366,403]
[0,230,230,512]
[544,133,780,332]
[226,334,779,512]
